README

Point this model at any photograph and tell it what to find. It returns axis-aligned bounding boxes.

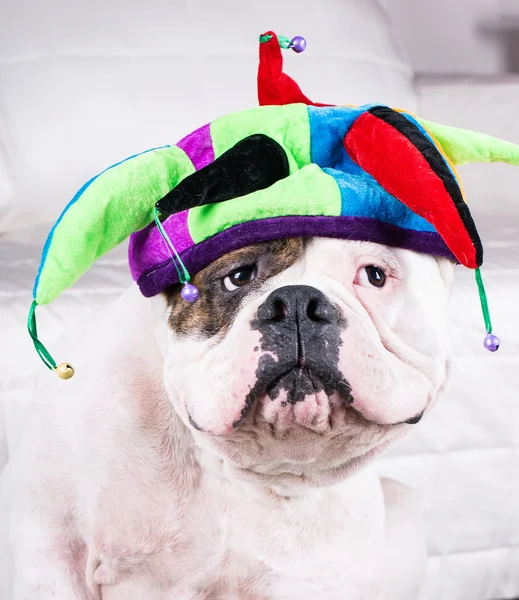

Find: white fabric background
[0,1,517,599]
[0,0,415,232]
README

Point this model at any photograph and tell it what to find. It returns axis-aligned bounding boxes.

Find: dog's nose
[257,285,340,328]
[251,285,351,410]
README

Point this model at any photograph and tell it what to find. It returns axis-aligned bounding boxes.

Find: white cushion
[0,0,416,233]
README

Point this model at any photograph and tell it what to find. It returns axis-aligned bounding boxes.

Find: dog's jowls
[6,238,453,600]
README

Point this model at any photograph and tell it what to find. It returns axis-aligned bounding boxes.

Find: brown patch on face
[163,238,305,338]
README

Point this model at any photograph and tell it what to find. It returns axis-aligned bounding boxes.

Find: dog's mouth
[187,355,424,435]
[266,365,353,406]
[232,363,353,429]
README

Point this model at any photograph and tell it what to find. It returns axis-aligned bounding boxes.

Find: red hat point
[257,31,332,107]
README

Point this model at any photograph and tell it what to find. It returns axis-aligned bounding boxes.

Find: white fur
[4,239,453,599]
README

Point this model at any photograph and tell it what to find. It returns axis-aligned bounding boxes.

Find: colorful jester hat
[29,32,519,379]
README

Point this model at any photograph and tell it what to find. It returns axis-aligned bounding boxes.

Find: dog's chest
[96,472,387,600]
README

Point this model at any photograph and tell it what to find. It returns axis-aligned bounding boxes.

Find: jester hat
[29,32,519,379]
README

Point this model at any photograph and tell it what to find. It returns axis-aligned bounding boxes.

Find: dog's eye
[223,265,257,291]
[356,266,386,288]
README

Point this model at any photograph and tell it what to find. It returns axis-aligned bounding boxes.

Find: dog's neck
[188,426,378,501]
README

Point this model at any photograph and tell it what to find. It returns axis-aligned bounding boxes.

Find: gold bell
[55,362,75,380]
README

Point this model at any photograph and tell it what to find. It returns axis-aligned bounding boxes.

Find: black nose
[257,285,340,327]
[256,285,345,371]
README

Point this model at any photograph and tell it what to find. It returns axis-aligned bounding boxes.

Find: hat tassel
[153,207,199,303]
[27,301,75,379]
[475,268,500,352]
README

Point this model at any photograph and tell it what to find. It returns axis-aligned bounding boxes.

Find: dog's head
[161,236,453,487]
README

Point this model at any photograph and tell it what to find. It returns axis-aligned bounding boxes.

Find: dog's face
[162,237,453,487]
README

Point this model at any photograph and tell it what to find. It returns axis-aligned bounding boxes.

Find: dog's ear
[436,257,455,290]
[156,134,290,216]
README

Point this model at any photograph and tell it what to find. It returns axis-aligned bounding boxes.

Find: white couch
[0,1,517,598]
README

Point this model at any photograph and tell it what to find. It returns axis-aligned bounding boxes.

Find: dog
[7,235,454,599]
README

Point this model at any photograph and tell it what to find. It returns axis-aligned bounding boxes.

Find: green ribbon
[153,207,191,285]
[27,300,57,371]
[475,267,492,333]
[259,34,292,49]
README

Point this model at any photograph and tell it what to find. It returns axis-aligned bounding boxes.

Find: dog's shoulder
[10,288,197,541]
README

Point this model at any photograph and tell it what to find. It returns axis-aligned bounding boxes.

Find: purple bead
[181,282,199,303]
[483,333,500,352]
[290,36,307,53]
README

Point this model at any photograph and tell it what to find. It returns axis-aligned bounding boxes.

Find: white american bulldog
[7,236,453,600]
